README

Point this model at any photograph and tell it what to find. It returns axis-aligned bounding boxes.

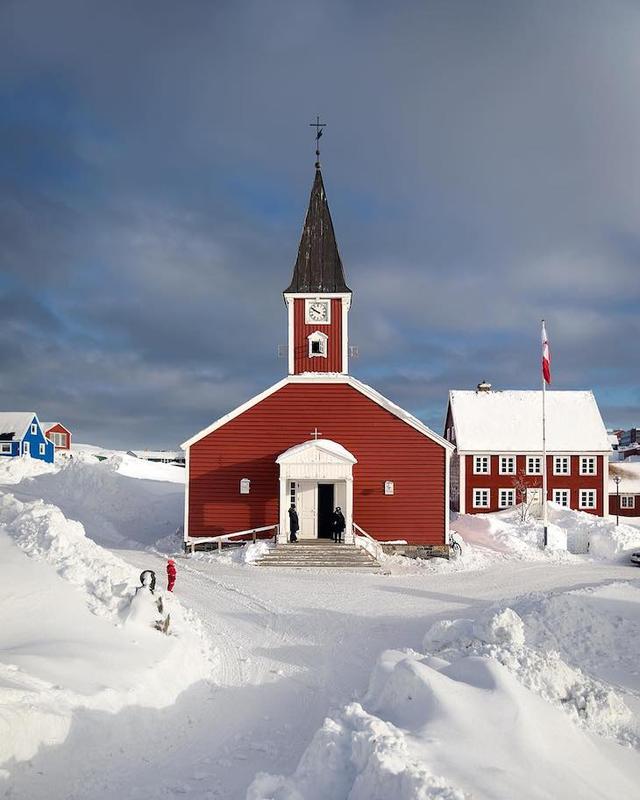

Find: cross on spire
[310,427,322,440]
[309,116,326,168]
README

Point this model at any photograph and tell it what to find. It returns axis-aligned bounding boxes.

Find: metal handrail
[186,524,279,554]
[352,522,385,562]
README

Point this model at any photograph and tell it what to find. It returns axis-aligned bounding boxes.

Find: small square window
[553,489,570,507]
[553,457,570,475]
[579,489,597,510]
[473,488,490,508]
[526,456,542,475]
[580,457,597,476]
[499,488,515,509]
[621,496,635,509]
[473,456,490,475]
[0,443,11,454]
[499,456,515,475]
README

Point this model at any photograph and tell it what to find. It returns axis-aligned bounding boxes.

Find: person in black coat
[332,507,346,543]
[288,504,299,543]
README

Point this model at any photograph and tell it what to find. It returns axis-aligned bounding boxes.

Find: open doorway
[317,483,335,539]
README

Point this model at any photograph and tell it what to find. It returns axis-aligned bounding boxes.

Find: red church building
[182,163,453,552]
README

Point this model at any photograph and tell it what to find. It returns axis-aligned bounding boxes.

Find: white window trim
[498,455,516,475]
[579,457,597,476]
[307,330,328,358]
[552,488,571,507]
[579,489,597,510]
[31,423,37,435]
[621,495,635,509]
[0,443,11,454]
[23,441,30,455]
[39,443,45,455]
[304,298,331,325]
[498,488,515,509]
[473,488,491,509]
[526,456,543,475]
[473,455,491,475]
[553,456,571,476]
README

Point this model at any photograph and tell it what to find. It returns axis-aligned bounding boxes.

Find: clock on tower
[283,165,351,375]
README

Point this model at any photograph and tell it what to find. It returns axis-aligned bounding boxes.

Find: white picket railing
[185,524,279,554]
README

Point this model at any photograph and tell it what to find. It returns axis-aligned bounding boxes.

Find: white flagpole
[542,320,548,547]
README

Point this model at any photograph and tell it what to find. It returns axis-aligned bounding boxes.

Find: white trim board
[181,374,454,451]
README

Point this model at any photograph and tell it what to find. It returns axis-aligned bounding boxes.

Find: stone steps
[255,542,381,570]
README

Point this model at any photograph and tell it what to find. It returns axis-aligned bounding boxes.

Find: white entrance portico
[276,439,357,543]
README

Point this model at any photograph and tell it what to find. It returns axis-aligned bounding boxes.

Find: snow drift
[0,492,212,768]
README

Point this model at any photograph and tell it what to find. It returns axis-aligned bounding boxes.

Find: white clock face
[307,301,329,322]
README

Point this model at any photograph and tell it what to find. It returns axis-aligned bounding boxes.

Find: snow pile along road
[0,491,213,770]
[249,585,640,799]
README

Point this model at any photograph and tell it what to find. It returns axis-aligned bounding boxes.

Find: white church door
[296,481,317,539]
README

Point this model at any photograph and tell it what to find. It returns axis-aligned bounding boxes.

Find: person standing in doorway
[288,503,299,543]
[332,506,346,543]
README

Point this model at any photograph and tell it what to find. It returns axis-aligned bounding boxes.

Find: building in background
[0,413,54,463]
[609,461,640,517]
[42,422,72,451]
[127,450,186,466]
[444,385,611,517]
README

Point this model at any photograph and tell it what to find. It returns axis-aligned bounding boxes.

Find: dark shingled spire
[285,167,351,294]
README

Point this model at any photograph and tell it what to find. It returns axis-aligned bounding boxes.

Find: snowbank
[0,493,212,768]
[248,585,640,799]
[0,455,58,485]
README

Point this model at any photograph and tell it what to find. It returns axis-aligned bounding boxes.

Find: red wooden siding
[188,382,446,545]
[609,493,639,516]
[293,298,343,374]
[45,423,71,450]
[464,454,605,516]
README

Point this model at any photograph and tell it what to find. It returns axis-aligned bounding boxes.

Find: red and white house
[182,165,453,550]
[41,422,72,450]
[609,461,640,517]
[444,385,611,516]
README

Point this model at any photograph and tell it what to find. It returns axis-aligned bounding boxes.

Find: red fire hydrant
[167,559,177,592]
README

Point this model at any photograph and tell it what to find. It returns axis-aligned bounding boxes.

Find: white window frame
[579,489,597,510]
[553,489,570,507]
[23,441,30,455]
[304,298,331,325]
[30,423,37,435]
[498,488,515,509]
[0,443,11,454]
[580,456,597,476]
[39,443,45,455]
[553,456,570,476]
[621,495,635,509]
[526,456,542,475]
[473,488,490,509]
[49,432,66,447]
[499,455,516,475]
[307,330,328,358]
[473,455,491,475]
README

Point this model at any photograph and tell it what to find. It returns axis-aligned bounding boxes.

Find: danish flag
[541,321,551,384]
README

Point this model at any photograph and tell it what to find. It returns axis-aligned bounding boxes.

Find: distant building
[609,461,640,517]
[41,422,72,450]
[619,428,639,448]
[0,413,54,463]
[127,449,185,466]
[444,385,610,517]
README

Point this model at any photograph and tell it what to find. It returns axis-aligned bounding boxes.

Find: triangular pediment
[276,438,357,466]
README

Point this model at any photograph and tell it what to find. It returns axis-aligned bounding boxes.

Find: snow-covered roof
[608,433,619,446]
[609,462,640,494]
[182,375,454,451]
[277,439,357,464]
[0,412,38,441]
[448,390,610,453]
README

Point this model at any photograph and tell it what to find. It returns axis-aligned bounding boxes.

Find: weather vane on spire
[310,115,326,168]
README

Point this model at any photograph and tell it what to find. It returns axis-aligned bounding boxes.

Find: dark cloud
[0,0,638,448]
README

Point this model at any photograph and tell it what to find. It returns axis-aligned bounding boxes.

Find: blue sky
[1,0,638,448]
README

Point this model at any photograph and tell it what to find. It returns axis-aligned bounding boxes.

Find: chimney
[476,381,492,393]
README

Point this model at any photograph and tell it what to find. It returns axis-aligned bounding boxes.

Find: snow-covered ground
[2,450,640,798]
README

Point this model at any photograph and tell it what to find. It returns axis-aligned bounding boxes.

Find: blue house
[0,413,55,464]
